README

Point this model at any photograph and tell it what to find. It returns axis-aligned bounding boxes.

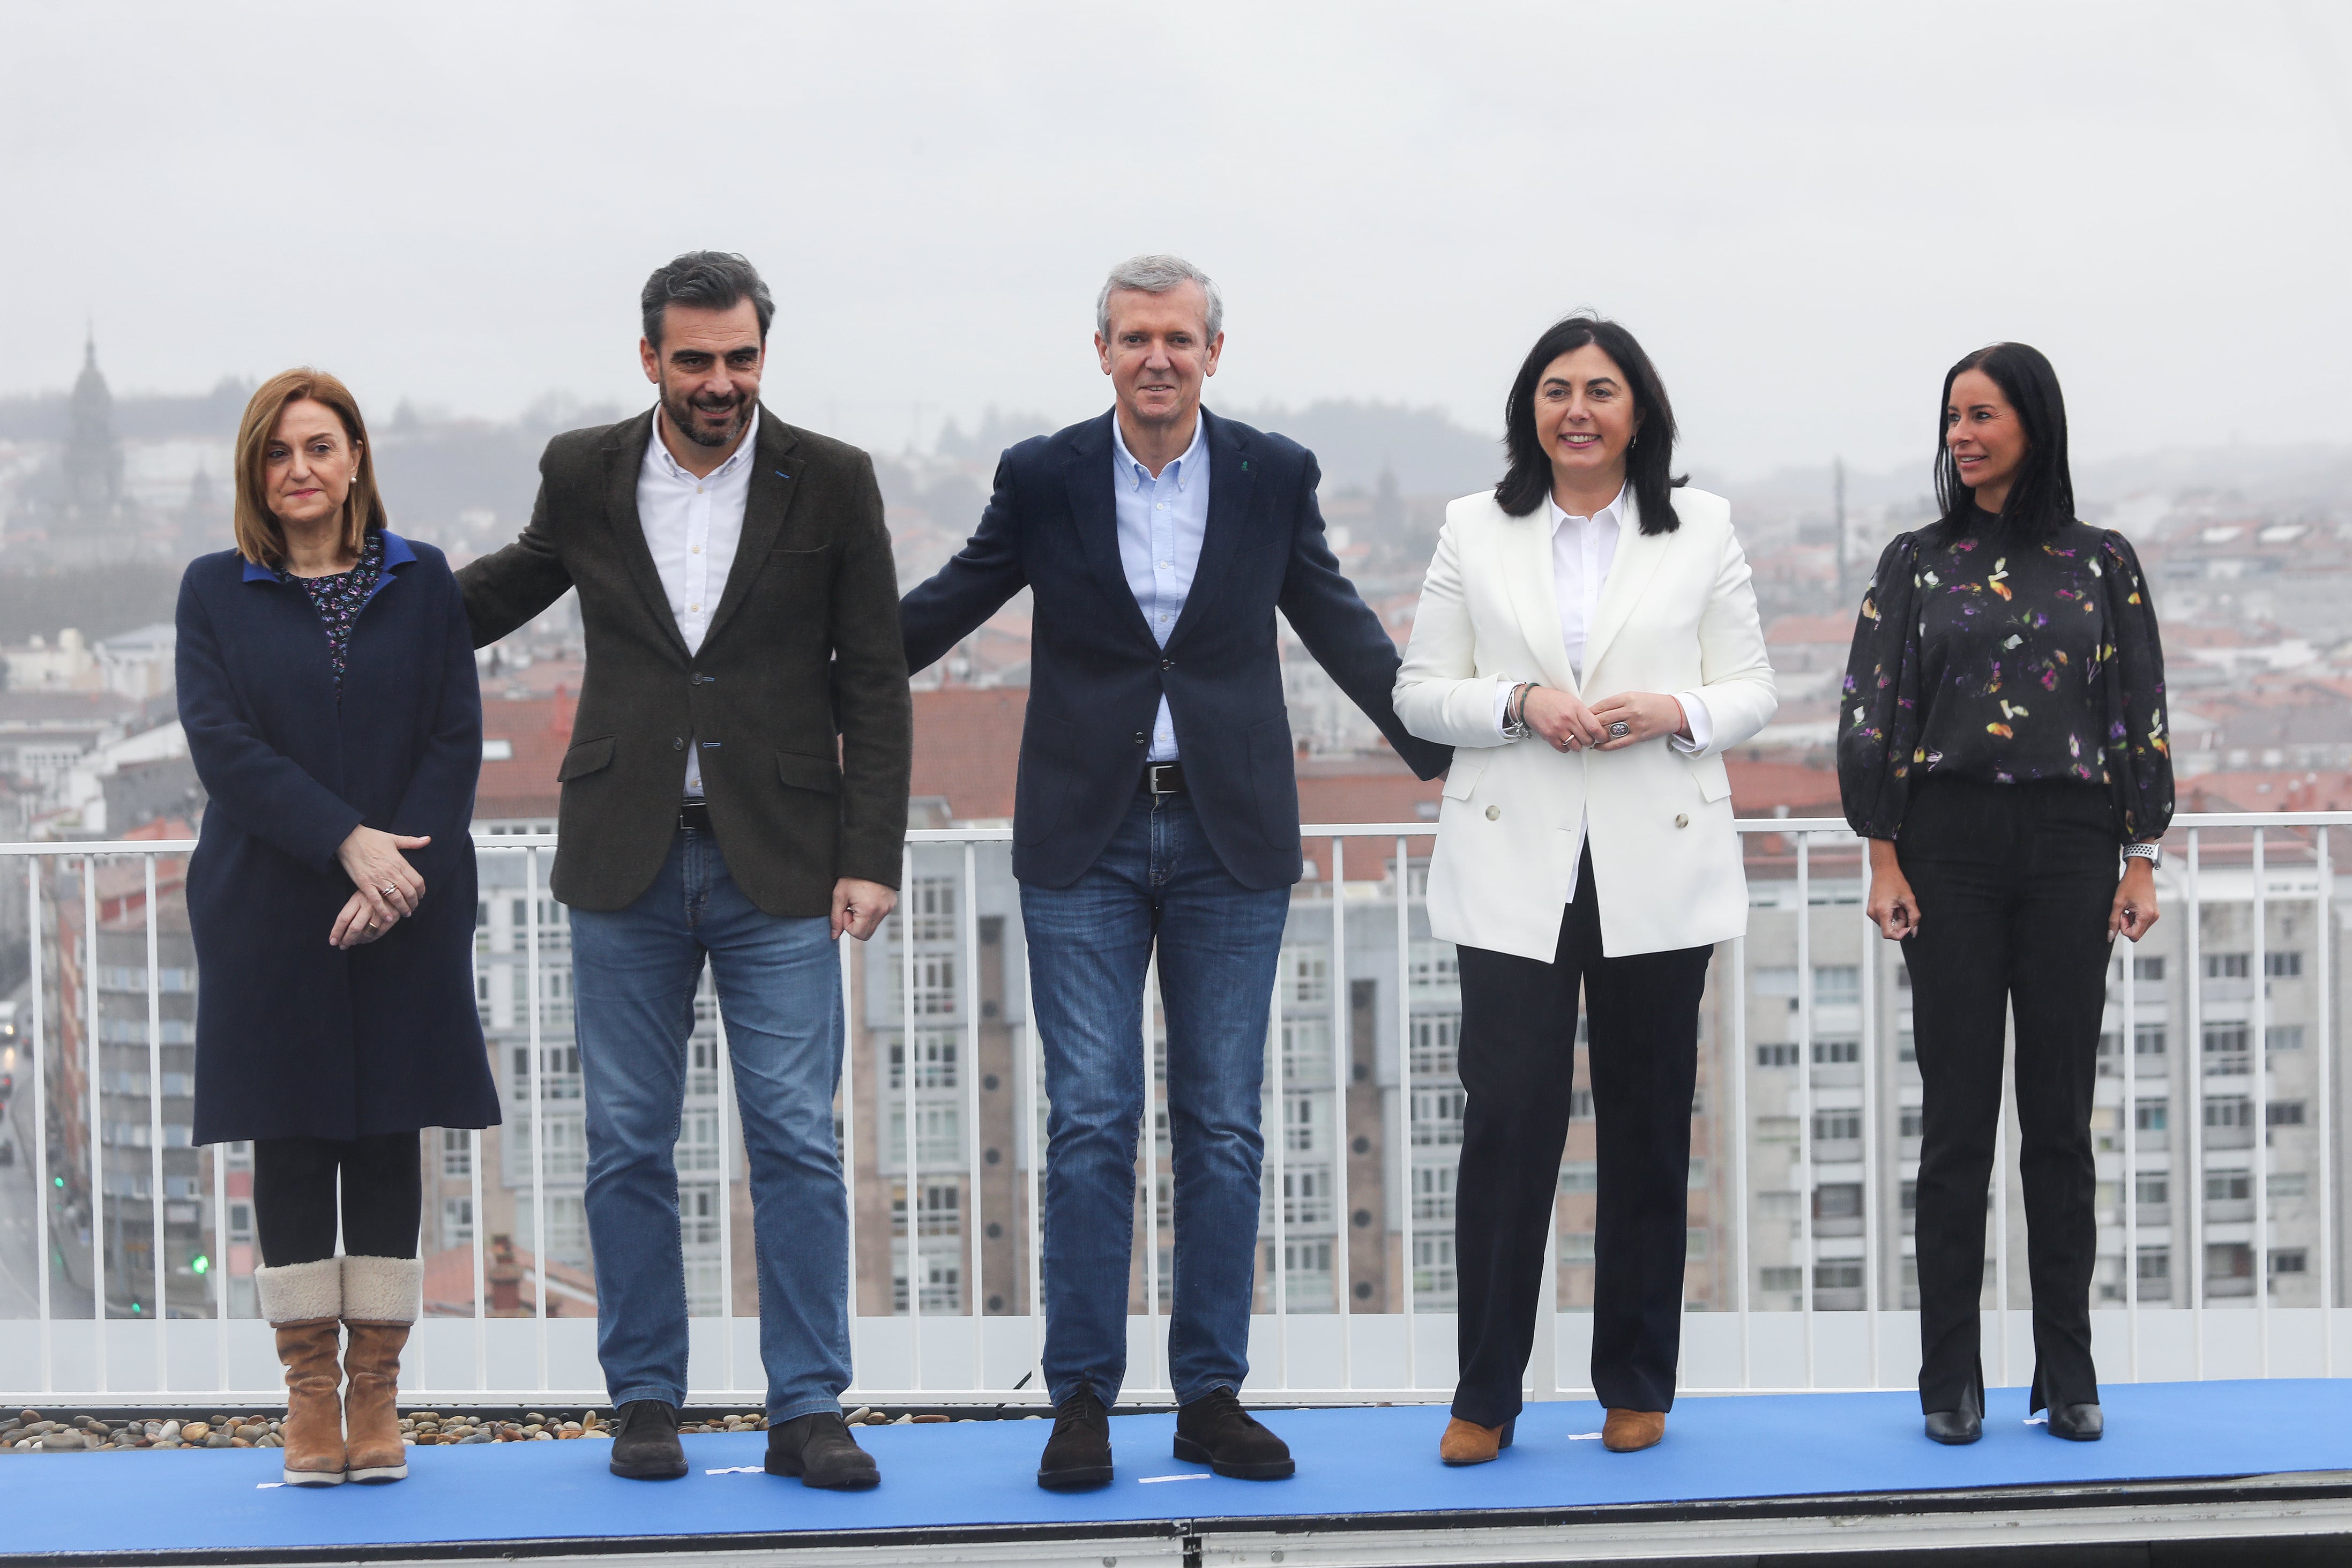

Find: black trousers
[1899,779,2115,1415]
[252,1132,422,1267]
[1451,852,1713,1424]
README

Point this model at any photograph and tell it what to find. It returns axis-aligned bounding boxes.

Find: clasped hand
[1522,686,1690,752]
[331,825,431,950]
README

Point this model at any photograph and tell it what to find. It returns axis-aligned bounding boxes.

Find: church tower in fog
[63,329,125,520]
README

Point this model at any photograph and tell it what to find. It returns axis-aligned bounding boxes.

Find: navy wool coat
[178,531,500,1144]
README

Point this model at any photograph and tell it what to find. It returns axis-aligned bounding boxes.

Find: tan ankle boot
[1602,1408,1666,1452]
[1439,1415,1514,1465]
[341,1255,423,1483]
[256,1258,345,1486]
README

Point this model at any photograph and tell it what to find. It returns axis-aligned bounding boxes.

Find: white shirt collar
[1548,483,1627,533]
[648,405,760,482]
[1111,410,1206,492]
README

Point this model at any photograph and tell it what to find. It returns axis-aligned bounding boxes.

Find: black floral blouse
[1836,510,2174,844]
[279,529,386,702]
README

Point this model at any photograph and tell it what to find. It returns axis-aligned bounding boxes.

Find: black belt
[678,798,712,832]
[1143,761,1187,796]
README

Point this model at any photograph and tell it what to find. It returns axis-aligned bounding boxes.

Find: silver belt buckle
[1148,763,1178,795]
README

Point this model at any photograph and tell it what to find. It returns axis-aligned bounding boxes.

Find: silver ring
[1608,721,1631,739]
[380,884,397,898]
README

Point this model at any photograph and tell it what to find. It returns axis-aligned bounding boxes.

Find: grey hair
[1095,254,1223,341]
[641,250,774,349]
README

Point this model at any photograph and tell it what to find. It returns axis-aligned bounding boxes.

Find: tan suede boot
[1439,1416,1514,1465]
[256,1258,345,1487]
[1602,1409,1666,1452]
[341,1255,423,1483]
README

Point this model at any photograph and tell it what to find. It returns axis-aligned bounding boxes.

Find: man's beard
[663,385,748,449]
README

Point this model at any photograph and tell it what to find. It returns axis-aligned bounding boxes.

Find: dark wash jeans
[1899,777,2117,1416]
[1021,788,1290,1410]
[568,828,851,1423]
[1450,848,1713,1424]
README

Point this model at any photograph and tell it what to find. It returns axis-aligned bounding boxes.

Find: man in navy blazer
[900,255,1449,1489]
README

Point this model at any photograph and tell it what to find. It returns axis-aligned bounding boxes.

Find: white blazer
[1394,487,1776,961]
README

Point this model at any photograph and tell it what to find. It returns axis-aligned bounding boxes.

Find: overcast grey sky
[5,2,2347,479]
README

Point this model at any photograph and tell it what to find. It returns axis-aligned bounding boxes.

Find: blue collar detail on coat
[241,529,417,583]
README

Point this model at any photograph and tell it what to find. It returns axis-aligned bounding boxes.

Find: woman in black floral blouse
[1837,342,2171,1448]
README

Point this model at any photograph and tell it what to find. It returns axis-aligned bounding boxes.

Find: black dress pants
[1451,850,1713,1424]
[1899,778,2116,1415]
[252,1132,422,1267]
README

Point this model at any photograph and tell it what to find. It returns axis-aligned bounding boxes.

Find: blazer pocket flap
[1441,751,1489,801]
[556,735,616,782]
[1689,752,1733,803]
[776,748,842,794]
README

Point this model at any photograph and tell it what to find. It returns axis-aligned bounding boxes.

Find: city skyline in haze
[5,3,2349,480]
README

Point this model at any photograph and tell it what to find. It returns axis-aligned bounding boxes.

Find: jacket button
[1134,733,1147,745]
[1161,659,1173,670]
[1675,813,1690,828]
[1485,804,1501,822]
[674,737,685,751]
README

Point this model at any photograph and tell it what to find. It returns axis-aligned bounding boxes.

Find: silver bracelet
[1499,682,1533,742]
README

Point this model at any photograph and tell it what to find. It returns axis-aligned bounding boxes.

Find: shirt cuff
[1668,690,1713,755]
[1492,676,1524,739]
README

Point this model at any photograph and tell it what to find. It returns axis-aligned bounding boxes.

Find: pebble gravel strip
[0,1406,998,1452]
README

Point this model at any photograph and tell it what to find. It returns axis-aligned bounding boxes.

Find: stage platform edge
[7,1383,2352,1566]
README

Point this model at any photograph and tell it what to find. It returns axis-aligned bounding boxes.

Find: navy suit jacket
[900,409,1451,890]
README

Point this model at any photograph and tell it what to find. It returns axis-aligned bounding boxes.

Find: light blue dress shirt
[1111,414,1212,763]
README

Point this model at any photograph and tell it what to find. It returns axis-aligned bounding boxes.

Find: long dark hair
[1495,313,1684,533]
[1933,341,2074,539]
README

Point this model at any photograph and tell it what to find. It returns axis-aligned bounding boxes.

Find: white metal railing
[0,813,2343,1407]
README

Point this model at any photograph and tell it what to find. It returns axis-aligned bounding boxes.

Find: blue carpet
[5,1382,2350,1557]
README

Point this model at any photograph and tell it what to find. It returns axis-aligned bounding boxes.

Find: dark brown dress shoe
[766,1412,879,1488]
[1174,1387,1295,1479]
[1037,1386,1114,1490]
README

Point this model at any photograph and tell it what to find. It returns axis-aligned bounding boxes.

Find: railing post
[28,859,50,1391]
[962,841,983,1388]
[713,985,736,1399]
[525,847,548,1394]
[1731,933,1750,1391]
[2319,827,2336,1378]
[2187,828,2205,1377]
[1859,874,1879,1389]
[1269,975,1287,1391]
[1021,950,1043,1390]
[85,856,106,1392]
[1330,837,1352,1390]
[143,858,166,1380]
[1796,833,1813,1387]
[1394,837,1414,1393]
[900,843,921,1390]
[2253,828,2270,1375]
[2123,933,2140,1382]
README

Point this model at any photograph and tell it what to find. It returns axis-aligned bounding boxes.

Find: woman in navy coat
[178,369,498,1488]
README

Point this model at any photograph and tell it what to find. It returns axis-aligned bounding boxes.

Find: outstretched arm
[1278,454,1452,780]
[900,454,1030,675]
[457,456,573,649]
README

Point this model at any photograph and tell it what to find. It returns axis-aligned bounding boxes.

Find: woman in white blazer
[1395,316,1775,1463]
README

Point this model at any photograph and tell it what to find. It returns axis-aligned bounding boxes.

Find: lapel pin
[775,471,791,480]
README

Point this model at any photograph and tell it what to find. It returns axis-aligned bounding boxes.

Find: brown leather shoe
[1439,1416,1514,1465]
[341,1256,423,1483]
[1602,1409,1665,1452]
[256,1257,345,1487]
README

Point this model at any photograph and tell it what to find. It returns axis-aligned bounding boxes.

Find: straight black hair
[1933,341,2074,540]
[1495,313,1684,532]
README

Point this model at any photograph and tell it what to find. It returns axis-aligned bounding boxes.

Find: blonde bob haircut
[232,369,387,568]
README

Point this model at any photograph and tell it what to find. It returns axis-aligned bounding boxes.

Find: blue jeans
[1021,789,1290,1409]
[568,828,849,1422]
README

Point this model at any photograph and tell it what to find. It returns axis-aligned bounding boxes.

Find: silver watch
[2122,842,2163,870]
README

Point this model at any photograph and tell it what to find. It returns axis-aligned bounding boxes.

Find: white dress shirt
[1491,486,1713,900]
[637,407,760,796]
[1111,414,1211,763]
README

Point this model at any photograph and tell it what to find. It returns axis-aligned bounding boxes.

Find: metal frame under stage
[26,1472,2352,1568]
